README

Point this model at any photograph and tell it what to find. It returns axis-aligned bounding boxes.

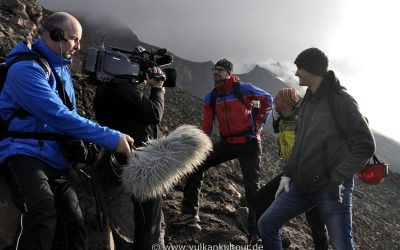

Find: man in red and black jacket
[172,58,273,245]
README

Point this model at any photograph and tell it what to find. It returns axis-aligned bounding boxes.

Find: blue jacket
[0,39,121,169]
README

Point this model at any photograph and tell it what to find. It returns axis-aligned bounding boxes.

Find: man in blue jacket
[0,12,133,249]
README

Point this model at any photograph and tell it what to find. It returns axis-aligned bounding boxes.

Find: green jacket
[277,109,298,161]
[284,71,375,193]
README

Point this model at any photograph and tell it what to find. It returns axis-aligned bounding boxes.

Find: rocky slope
[1,1,400,249]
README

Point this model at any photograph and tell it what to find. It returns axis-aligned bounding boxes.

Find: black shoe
[248,234,262,246]
[170,214,201,231]
[281,235,291,249]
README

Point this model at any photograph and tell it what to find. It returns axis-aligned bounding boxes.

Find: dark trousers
[182,139,261,236]
[254,174,329,250]
[132,195,165,250]
[8,155,86,250]
[95,151,165,250]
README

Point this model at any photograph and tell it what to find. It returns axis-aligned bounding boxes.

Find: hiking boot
[248,233,262,246]
[281,235,291,249]
[170,214,201,230]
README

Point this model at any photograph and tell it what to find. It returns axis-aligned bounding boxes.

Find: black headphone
[49,27,65,42]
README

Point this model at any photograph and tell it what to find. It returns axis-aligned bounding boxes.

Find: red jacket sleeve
[202,102,214,137]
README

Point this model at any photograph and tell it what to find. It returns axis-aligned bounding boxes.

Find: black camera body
[82,45,176,87]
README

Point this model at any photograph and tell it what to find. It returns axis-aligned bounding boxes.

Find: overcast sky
[38,0,400,143]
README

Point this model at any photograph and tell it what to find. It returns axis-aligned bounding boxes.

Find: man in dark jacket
[257,48,375,250]
[93,66,166,250]
[0,12,133,250]
[172,58,273,245]
[255,88,328,250]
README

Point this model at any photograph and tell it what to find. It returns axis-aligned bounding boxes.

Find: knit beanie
[215,58,233,74]
[277,88,302,107]
[294,48,328,76]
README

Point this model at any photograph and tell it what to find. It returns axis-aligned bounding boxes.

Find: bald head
[42,12,81,36]
[41,12,82,58]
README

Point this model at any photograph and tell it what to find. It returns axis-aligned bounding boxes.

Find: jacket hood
[6,39,71,67]
[5,41,32,64]
[303,70,345,101]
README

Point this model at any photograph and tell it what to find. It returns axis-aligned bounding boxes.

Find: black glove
[327,180,345,203]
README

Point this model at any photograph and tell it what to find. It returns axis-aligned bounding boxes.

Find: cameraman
[94,67,166,250]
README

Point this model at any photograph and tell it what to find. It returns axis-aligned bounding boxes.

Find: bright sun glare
[327,0,400,142]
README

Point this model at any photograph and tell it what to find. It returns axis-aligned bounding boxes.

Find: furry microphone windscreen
[120,125,213,201]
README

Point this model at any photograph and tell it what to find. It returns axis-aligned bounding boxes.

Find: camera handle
[147,70,166,82]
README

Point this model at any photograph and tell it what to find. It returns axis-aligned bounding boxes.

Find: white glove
[275,176,291,199]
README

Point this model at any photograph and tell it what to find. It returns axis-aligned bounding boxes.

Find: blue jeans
[254,174,328,250]
[258,179,354,250]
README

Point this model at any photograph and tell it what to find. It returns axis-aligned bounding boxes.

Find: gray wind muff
[120,125,213,201]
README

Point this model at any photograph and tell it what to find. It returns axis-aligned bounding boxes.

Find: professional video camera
[82,45,177,87]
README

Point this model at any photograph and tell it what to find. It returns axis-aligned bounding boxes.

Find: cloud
[38,0,345,63]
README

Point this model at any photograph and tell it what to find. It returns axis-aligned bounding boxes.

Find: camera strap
[50,64,74,111]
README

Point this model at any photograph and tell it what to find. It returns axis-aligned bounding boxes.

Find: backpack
[0,52,51,140]
[327,90,388,185]
[0,51,73,141]
[1,52,99,163]
[209,81,259,137]
[209,81,249,111]
[0,53,50,94]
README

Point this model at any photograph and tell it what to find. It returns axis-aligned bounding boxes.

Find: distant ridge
[75,13,291,99]
[238,64,291,98]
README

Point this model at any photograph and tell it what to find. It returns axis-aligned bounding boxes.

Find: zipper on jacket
[293,100,311,187]
[222,95,233,136]
[296,101,311,150]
